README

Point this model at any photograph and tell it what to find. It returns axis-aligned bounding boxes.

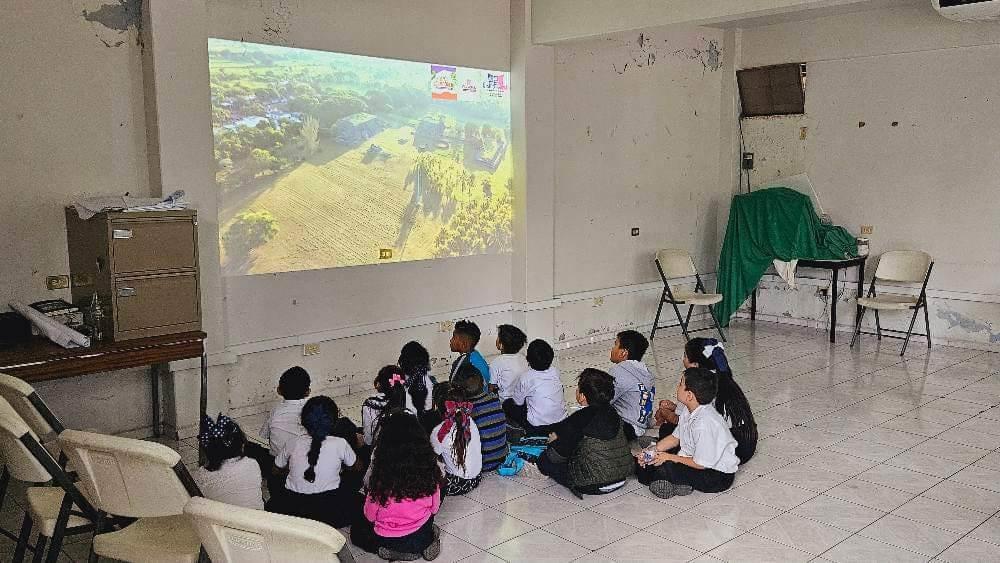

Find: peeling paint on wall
[672,38,722,72]
[263,0,293,45]
[79,0,142,48]
[937,308,1000,343]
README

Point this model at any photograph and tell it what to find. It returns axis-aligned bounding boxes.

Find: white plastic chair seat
[857,294,918,310]
[672,291,723,306]
[93,515,200,563]
[25,487,90,537]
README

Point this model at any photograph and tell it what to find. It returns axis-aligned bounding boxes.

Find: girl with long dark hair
[351,411,443,561]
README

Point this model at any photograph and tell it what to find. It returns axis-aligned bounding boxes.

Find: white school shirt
[674,401,733,428]
[489,353,528,401]
[259,398,308,454]
[361,392,417,446]
[671,404,739,474]
[510,367,567,427]
[193,457,265,510]
[276,434,357,494]
[430,420,482,479]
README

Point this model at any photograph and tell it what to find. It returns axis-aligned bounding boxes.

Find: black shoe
[377,547,420,561]
[422,525,442,561]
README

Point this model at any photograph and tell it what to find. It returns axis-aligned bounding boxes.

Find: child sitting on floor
[362,365,415,447]
[399,341,436,420]
[456,364,509,472]
[489,324,528,400]
[503,339,567,437]
[247,366,311,496]
[351,411,442,561]
[267,396,361,527]
[637,368,739,499]
[449,320,490,383]
[609,330,656,441]
[655,338,757,464]
[537,369,633,498]
[431,387,483,495]
[193,413,264,510]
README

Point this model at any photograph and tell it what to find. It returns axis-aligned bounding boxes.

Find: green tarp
[714,187,857,327]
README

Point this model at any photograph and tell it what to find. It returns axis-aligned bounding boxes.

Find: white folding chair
[58,430,202,563]
[850,250,934,356]
[184,496,353,563]
[0,374,71,464]
[0,397,96,563]
[650,249,726,342]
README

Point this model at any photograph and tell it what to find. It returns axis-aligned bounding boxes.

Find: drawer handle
[113,229,133,239]
[117,287,136,298]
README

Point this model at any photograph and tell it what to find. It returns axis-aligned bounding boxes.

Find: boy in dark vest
[536,368,633,498]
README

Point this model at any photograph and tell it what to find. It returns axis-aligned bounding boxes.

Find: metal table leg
[199,353,207,465]
[830,267,839,343]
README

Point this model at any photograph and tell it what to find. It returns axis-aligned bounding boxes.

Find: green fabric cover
[715,187,857,327]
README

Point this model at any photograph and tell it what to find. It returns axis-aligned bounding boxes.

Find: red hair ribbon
[389,373,405,387]
[437,400,473,442]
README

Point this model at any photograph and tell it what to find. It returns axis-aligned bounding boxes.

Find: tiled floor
[4,320,999,562]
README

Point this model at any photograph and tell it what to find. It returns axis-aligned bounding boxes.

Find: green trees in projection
[411,153,478,204]
[224,210,279,261]
[300,115,320,156]
[433,192,512,258]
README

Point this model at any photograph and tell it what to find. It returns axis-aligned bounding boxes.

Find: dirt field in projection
[219,126,445,274]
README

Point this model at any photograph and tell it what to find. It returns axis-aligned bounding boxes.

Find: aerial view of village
[209,39,513,275]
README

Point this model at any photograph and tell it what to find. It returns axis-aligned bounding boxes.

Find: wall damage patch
[672,38,722,73]
[79,0,141,48]
[937,308,1000,343]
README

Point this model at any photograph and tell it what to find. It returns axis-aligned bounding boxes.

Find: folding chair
[58,430,203,563]
[185,496,354,562]
[0,374,69,465]
[0,397,96,563]
[650,249,726,342]
[850,250,934,357]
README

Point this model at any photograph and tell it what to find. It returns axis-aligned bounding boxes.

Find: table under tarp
[714,187,857,327]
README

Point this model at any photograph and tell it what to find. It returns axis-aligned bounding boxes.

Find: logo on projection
[430,65,458,100]
[483,72,508,98]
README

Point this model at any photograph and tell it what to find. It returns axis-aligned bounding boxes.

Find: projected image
[209,39,513,275]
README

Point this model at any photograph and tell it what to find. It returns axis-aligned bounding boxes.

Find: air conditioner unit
[932,0,1000,21]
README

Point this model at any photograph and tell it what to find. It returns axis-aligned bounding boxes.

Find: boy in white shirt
[635,367,738,499]
[502,339,567,436]
[489,324,528,400]
[608,330,656,441]
[245,366,311,496]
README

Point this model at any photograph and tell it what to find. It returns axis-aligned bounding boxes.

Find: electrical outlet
[860,225,873,235]
[439,320,454,333]
[631,227,640,236]
[592,296,605,307]
[799,127,808,140]
[303,343,321,356]
[379,248,393,260]
[46,275,70,290]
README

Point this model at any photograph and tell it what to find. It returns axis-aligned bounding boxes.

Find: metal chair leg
[900,306,922,356]
[874,310,883,340]
[708,305,726,342]
[650,289,667,340]
[88,511,106,563]
[13,514,32,563]
[669,301,689,341]
[44,495,73,563]
[923,303,932,349]
[31,535,47,563]
[850,307,867,348]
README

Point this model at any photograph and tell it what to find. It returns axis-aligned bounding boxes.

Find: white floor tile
[822,534,929,563]
[542,510,638,551]
[749,513,852,556]
[645,512,743,552]
[592,531,702,562]
[857,514,961,557]
[892,496,989,534]
[708,532,813,563]
[824,478,916,512]
[487,529,590,562]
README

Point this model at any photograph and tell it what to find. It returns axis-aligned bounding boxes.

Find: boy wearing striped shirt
[456,364,509,472]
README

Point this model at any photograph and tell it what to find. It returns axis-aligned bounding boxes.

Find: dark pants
[636,460,734,493]
[623,423,639,442]
[502,399,556,436]
[536,448,622,496]
[244,442,287,499]
[266,486,363,528]
[351,515,436,555]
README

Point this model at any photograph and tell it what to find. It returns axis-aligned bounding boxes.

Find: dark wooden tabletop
[0,331,207,383]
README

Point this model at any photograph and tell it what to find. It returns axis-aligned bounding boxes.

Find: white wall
[0,1,154,435]
[549,27,738,345]
[738,4,1000,347]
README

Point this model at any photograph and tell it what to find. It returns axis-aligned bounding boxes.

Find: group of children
[192,320,759,561]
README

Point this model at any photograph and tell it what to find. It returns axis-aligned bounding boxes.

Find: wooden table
[750,256,867,343]
[0,331,208,438]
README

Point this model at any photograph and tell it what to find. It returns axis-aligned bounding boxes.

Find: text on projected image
[210,39,513,275]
